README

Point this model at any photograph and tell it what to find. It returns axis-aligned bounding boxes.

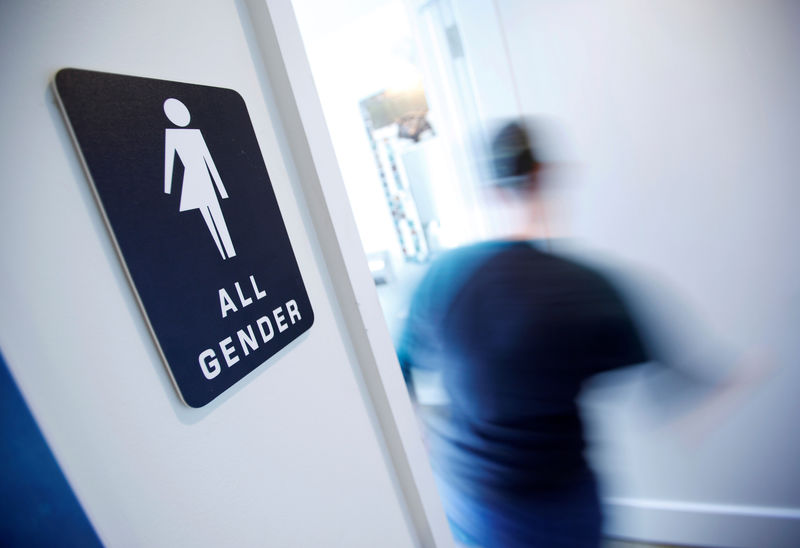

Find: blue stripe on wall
[0,351,102,547]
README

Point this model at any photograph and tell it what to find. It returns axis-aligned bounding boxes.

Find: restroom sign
[54,68,314,408]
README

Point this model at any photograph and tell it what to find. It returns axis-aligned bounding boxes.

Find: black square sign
[54,68,314,408]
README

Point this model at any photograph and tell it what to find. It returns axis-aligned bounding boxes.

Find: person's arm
[397,288,427,404]
[397,261,447,405]
[604,268,774,442]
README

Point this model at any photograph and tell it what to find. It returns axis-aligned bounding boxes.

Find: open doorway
[292,0,486,345]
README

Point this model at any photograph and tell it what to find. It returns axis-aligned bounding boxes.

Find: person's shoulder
[482,242,628,302]
[432,240,513,267]
[414,241,515,304]
[541,249,611,281]
[539,245,638,304]
[466,240,596,277]
[426,239,618,295]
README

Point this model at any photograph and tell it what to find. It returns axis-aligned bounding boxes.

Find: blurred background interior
[291,0,800,546]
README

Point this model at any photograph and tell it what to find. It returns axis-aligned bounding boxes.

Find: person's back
[398,121,649,547]
[400,239,648,546]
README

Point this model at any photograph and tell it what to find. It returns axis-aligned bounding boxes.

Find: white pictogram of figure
[164,98,236,260]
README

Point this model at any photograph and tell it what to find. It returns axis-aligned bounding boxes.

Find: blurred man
[399,121,649,547]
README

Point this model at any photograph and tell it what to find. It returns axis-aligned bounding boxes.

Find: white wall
[0,1,426,546]
[447,0,800,545]
[292,0,410,257]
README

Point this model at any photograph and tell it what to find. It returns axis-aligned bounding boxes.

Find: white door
[0,0,451,546]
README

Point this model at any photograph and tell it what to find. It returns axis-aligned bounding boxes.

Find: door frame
[242,1,454,546]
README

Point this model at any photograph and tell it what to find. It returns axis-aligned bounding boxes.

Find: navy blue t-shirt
[399,241,648,496]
